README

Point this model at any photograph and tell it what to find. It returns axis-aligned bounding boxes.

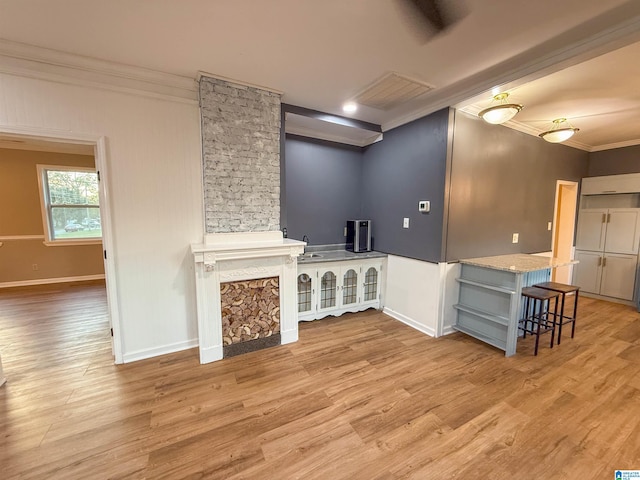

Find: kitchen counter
[297,246,387,264]
[460,253,577,273]
[454,253,577,356]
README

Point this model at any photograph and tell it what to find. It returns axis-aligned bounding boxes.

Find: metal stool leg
[557,291,566,345]
[534,298,542,356]
[571,290,579,338]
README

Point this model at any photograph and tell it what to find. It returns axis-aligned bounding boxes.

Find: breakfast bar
[453,254,576,356]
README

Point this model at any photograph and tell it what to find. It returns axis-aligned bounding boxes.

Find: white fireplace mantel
[191,231,305,363]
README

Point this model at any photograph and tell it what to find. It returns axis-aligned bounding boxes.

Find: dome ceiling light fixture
[539,118,580,143]
[478,92,523,125]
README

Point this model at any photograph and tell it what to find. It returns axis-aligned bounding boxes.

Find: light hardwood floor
[1,281,639,479]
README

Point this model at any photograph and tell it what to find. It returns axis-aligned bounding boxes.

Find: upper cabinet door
[575,209,607,252]
[604,209,640,254]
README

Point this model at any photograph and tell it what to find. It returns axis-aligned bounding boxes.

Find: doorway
[0,128,122,363]
[551,181,579,283]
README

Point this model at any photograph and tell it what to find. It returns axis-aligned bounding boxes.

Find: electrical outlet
[32,263,38,271]
[344,226,347,237]
[403,217,410,228]
[547,222,552,231]
[512,233,519,243]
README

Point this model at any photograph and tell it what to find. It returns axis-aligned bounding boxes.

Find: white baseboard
[383,306,436,337]
[280,329,298,344]
[442,325,457,336]
[122,338,199,364]
[0,274,106,289]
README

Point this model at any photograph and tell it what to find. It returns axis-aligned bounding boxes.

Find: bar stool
[520,286,561,356]
[533,281,579,345]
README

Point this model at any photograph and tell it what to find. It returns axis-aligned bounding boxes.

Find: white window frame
[36,164,102,246]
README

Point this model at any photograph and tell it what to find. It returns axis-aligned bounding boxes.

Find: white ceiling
[0,0,639,150]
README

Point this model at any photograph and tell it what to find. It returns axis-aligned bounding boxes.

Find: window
[37,165,102,244]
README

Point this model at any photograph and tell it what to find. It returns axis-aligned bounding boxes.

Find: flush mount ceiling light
[478,93,523,124]
[539,118,580,143]
[342,101,358,114]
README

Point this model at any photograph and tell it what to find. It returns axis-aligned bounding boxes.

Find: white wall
[0,72,204,362]
[383,255,461,338]
[383,255,442,336]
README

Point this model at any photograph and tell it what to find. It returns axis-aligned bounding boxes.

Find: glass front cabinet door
[296,260,384,321]
[297,268,317,320]
[360,263,381,307]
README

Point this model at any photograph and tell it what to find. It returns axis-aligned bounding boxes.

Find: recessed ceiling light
[342,102,358,114]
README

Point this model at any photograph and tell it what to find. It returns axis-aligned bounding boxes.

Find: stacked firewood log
[220,277,280,345]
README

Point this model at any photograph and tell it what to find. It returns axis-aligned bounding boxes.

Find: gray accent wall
[588,144,640,176]
[284,135,363,245]
[199,76,281,233]
[446,110,589,261]
[361,108,450,263]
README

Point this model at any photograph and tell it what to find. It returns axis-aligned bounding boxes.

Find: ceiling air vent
[353,72,435,111]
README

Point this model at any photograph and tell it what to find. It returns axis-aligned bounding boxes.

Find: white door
[573,250,603,294]
[604,209,640,254]
[600,253,638,300]
[575,209,607,251]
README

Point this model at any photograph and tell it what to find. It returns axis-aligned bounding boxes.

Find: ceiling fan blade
[410,0,449,31]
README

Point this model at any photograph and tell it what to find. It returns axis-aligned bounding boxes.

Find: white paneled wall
[383,255,442,336]
[383,255,460,338]
[0,72,203,362]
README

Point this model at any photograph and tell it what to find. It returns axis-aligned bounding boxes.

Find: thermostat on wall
[418,200,430,213]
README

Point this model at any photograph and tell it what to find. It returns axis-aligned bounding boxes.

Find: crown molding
[0,39,198,103]
[590,138,640,152]
[457,106,592,151]
[382,3,640,132]
[285,124,382,148]
[198,71,283,95]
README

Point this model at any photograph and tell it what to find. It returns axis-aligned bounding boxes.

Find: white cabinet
[573,250,602,294]
[581,173,640,195]
[576,208,640,254]
[574,207,640,301]
[599,253,638,300]
[297,260,383,321]
[297,267,318,319]
[574,251,637,301]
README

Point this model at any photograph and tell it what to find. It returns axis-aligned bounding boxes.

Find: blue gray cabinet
[453,254,573,356]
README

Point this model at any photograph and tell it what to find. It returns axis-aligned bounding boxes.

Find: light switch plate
[403,218,410,228]
[547,222,552,231]
[512,233,519,243]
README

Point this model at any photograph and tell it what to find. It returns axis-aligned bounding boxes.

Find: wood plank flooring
[1,282,639,479]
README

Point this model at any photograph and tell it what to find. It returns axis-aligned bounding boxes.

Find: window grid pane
[343,269,358,305]
[298,274,312,313]
[364,267,378,301]
[320,272,336,309]
[43,168,102,241]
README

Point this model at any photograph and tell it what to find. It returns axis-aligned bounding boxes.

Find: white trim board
[383,307,436,337]
[122,338,199,364]
[0,235,45,241]
[0,274,105,289]
[0,39,198,104]
[386,5,640,132]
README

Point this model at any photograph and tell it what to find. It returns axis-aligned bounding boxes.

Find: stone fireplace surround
[192,231,305,364]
